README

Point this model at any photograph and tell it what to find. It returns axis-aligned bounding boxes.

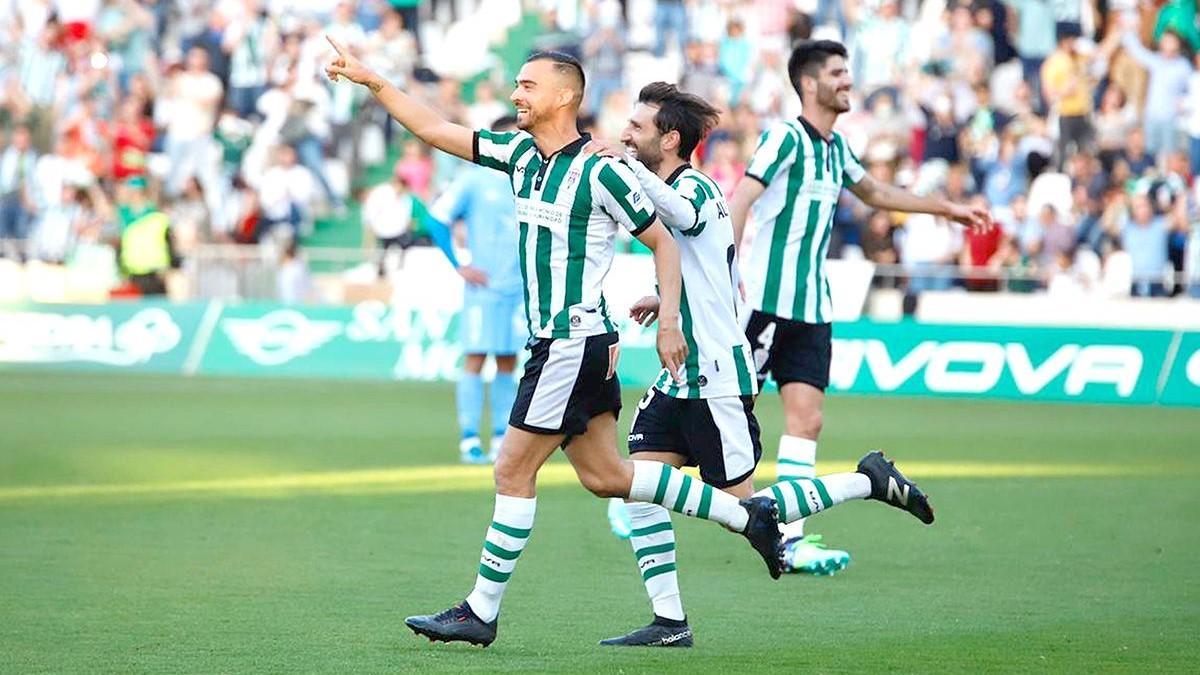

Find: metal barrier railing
[2,242,1197,302]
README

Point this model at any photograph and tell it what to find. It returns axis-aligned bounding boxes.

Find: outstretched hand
[324,35,377,88]
[583,139,630,160]
[945,201,994,234]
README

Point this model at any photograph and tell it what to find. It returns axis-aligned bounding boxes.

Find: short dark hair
[787,39,848,101]
[637,82,721,160]
[524,50,586,100]
[491,114,518,131]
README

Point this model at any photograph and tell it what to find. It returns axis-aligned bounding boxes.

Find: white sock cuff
[778,435,817,480]
[629,460,662,502]
[827,472,872,502]
[626,501,670,521]
[778,435,817,463]
[493,493,537,528]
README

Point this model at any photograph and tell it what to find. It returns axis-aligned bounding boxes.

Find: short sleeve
[839,137,866,187]
[672,176,712,234]
[595,160,657,235]
[675,176,710,214]
[472,128,535,174]
[744,124,798,186]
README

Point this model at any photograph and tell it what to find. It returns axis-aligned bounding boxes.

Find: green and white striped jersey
[742,117,866,324]
[473,129,657,339]
[628,161,757,400]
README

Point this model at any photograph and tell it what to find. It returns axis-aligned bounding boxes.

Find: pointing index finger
[325,34,347,56]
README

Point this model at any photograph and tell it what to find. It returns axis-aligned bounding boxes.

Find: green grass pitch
[0,372,1196,672]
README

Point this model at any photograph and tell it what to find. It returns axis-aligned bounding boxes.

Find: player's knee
[786,408,823,438]
[577,469,624,498]
[723,477,755,499]
[462,355,486,374]
[492,452,534,494]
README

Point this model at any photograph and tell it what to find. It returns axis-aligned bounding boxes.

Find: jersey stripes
[473,129,656,339]
[742,118,866,324]
[649,166,756,400]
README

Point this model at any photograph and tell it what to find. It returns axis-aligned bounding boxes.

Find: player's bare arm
[324,35,473,160]
[585,139,698,231]
[729,177,766,250]
[848,173,993,233]
[634,221,688,383]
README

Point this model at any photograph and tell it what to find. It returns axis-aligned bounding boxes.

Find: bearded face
[620,103,667,172]
[813,55,853,114]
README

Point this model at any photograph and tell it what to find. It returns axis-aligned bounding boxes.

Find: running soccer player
[729,40,991,575]
[325,39,785,648]
[587,82,935,647]
[425,115,524,465]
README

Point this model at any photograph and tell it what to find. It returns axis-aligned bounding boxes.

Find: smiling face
[510,59,579,131]
[802,55,853,114]
[619,103,671,172]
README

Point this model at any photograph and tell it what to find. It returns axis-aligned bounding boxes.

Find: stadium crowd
[1,0,1198,298]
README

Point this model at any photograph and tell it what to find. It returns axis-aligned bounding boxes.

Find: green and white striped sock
[465,493,536,623]
[626,502,684,621]
[629,460,749,531]
[755,473,871,524]
[777,435,816,539]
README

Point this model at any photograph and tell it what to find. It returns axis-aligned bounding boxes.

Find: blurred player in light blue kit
[426,115,524,464]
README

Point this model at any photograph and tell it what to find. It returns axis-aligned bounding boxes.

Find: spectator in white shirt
[362,162,430,276]
[898,203,964,294]
[163,47,223,198]
[257,144,315,239]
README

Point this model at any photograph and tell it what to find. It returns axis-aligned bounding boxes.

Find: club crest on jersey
[564,168,582,190]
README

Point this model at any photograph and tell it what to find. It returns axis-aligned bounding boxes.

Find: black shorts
[743,310,831,391]
[627,388,763,489]
[509,332,622,439]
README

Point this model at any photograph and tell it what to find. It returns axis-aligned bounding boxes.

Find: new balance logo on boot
[858,451,934,524]
[886,476,910,506]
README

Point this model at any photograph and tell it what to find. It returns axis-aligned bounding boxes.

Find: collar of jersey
[537,132,591,159]
[664,162,692,186]
[796,116,832,144]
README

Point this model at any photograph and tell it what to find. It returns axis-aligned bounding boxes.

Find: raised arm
[848,173,993,232]
[625,158,700,230]
[1120,29,1159,70]
[325,35,473,160]
[585,141,701,231]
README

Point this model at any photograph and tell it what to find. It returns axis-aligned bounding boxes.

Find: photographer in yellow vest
[117,177,179,296]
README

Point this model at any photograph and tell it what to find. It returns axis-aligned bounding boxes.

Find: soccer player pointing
[729,40,991,575]
[326,38,785,647]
